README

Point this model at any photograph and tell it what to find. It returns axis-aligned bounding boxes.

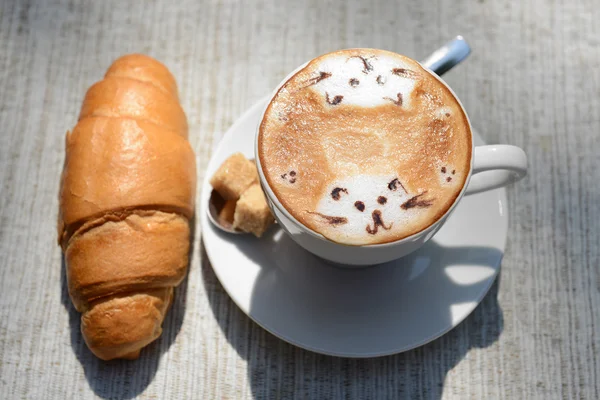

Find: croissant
[58,54,196,360]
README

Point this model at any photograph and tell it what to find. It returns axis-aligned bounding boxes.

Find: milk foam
[307,54,418,108]
[314,175,418,245]
[258,49,472,245]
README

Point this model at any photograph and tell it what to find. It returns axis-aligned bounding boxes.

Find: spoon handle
[420,35,471,76]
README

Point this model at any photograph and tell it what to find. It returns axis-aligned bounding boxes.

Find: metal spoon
[208,36,472,234]
[208,188,242,233]
[420,35,471,75]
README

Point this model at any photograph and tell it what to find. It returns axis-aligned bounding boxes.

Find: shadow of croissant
[59,216,195,399]
[201,233,504,400]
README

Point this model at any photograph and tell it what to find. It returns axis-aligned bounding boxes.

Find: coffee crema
[258,49,472,245]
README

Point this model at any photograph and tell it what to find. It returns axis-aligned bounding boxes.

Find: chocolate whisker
[304,71,332,88]
[401,192,434,209]
[307,211,348,226]
[391,68,419,79]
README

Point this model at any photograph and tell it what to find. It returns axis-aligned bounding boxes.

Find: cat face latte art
[258,49,472,245]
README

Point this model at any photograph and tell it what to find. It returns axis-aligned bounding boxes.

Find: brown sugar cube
[233,183,275,237]
[210,153,258,200]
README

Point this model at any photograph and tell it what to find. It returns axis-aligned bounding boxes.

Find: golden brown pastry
[58,54,196,360]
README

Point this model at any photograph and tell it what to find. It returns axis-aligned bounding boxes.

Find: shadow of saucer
[201,234,504,399]
[59,217,195,399]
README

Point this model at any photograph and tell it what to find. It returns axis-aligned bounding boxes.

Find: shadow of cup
[201,235,504,399]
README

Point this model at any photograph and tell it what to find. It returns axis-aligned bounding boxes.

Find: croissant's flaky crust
[58,54,195,360]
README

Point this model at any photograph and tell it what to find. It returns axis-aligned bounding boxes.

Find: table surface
[1,0,598,399]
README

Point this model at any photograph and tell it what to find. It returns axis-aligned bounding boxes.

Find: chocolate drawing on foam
[307,211,348,226]
[387,178,408,193]
[331,187,348,200]
[348,55,374,74]
[307,177,435,235]
[384,92,403,106]
[440,166,456,182]
[325,92,344,105]
[303,57,421,107]
[391,67,419,79]
[304,71,332,88]
[281,170,297,184]
[290,54,450,237]
[401,192,435,210]
[366,210,392,235]
[354,201,365,211]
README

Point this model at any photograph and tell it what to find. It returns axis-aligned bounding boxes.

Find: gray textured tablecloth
[1,0,598,399]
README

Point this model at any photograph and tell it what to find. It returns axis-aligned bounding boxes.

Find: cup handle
[465,145,528,195]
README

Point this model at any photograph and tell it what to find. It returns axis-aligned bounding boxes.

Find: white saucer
[200,98,507,358]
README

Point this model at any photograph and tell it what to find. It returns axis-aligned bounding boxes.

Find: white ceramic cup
[255,58,527,267]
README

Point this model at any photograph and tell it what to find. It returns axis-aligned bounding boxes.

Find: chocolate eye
[354,201,365,212]
[281,170,297,184]
[326,93,344,105]
[387,178,407,193]
[331,187,348,200]
[377,196,387,205]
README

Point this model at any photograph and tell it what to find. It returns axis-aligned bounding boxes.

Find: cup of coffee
[255,48,527,266]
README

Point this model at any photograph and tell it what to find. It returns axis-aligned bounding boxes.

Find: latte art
[258,49,472,245]
[302,54,419,108]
